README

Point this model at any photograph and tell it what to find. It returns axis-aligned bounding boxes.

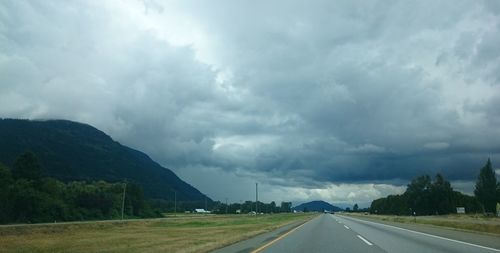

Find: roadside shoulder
[212,215,318,253]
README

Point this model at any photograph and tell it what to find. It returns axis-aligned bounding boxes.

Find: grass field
[342,213,500,235]
[0,213,316,253]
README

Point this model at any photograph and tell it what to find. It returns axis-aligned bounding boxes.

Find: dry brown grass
[0,213,316,253]
[342,213,500,235]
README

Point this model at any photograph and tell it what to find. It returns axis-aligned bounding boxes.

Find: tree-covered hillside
[0,119,209,202]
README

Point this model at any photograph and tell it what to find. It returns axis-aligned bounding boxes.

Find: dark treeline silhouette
[0,152,160,224]
[150,199,293,214]
[371,159,499,216]
[210,201,292,214]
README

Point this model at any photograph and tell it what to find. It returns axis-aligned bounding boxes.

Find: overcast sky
[1,0,500,207]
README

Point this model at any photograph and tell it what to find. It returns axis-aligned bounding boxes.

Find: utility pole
[121,182,127,220]
[225,198,228,214]
[174,190,177,216]
[255,183,258,215]
[205,196,207,212]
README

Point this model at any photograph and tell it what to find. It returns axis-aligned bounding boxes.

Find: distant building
[194,209,210,213]
[456,207,465,214]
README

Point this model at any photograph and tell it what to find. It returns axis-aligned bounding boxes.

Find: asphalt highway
[257,214,384,253]
[213,214,500,253]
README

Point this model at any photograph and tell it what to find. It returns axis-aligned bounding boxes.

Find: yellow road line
[251,216,317,253]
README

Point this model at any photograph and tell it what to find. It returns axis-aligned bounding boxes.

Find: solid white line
[339,215,500,252]
[344,225,350,230]
[357,235,373,246]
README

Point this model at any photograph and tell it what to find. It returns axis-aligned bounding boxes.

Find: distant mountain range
[0,118,210,202]
[293,200,343,212]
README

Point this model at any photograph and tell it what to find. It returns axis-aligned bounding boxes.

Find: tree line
[0,152,294,224]
[210,200,293,214]
[371,159,500,215]
[149,197,293,214]
[0,152,160,224]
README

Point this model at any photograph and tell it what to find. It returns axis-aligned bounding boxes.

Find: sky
[1,0,500,207]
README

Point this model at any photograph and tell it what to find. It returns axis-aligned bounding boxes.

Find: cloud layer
[1,0,499,205]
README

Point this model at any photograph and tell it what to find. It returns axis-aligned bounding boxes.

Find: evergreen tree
[474,159,497,213]
[353,203,359,212]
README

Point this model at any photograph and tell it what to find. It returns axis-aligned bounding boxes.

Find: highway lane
[335,215,500,253]
[258,214,385,253]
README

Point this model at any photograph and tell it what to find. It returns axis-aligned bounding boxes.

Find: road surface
[213,214,500,253]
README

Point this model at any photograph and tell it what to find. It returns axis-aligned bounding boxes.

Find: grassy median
[0,213,316,253]
[342,213,500,235]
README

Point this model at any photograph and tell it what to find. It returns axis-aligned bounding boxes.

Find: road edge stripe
[339,215,500,252]
[250,216,317,253]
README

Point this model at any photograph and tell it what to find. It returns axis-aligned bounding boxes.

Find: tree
[9,179,44,223]
[280,202,292,213]
[0,164,13,223]
[13,152,42,180]
[430,173,455,215]
[269,201,277,213]
[405,175,432,215]
[353,203,359,212]
[370,194,408,215]
[474,159,497,213]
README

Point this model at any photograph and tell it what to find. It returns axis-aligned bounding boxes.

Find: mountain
[293,200,343,212]
[0,118,209,202]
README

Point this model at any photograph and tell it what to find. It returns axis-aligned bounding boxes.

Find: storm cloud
[1,0,499,206]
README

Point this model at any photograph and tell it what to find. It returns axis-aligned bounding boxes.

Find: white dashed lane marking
[357,235,373,246]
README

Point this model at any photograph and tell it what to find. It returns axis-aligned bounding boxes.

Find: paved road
[214,214,500,253]
[259,214,384,253]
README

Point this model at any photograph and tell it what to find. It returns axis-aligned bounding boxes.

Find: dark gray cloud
[1,0,499,205]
